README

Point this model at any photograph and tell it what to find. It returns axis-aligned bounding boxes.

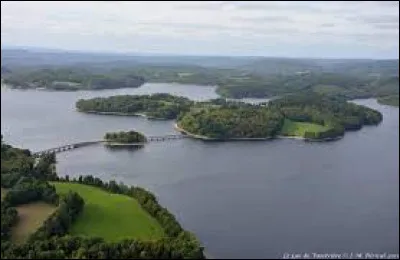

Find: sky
[1,1,399,59]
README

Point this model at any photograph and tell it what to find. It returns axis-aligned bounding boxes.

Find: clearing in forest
[11,202,56,244]
[280,119,330,137]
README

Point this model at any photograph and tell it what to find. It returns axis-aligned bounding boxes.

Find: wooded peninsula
[1,136,205,259]
[76,93,383,141]
[377,95,399,107]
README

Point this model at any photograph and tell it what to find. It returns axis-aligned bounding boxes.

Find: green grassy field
[280,119,330,137]
[51,182,164,242]
[11,202,56,244]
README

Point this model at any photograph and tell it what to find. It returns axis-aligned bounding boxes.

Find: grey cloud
[176,2,232,11]
[233,15,293,23]
[1,1,398,58]
[231,1,322,12]
[374,23,399,30]
[359,14,399,24]
[320,23,336,28]
[136,21,299,36]
[177,1,322,13]
[372,1,399,7]
[346,13,399,31]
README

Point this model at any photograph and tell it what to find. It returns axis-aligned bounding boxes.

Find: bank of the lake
[1,84,398,258]
[174,123,274,141]
[175,123,342,142]
[377,95,399,107]
[82,110,169,120]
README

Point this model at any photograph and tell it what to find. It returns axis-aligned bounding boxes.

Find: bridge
[32,134,187,157]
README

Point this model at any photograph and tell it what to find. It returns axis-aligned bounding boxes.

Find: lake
[1,83,399,258]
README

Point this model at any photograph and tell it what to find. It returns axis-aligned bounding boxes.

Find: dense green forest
[178,106,284,139]
[1,67,145,90]
[377,95,399,107]
[1,136,204,259]
[104,130,147,143]
[177,94,383,140]
[216,73,399,99]
[76,93,194,120]
[2,53,398,100]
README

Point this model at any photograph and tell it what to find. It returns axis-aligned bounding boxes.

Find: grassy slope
[11,202,56,244]
[377,95,399,107]
[280,119,330,137]
[52,182,165,242]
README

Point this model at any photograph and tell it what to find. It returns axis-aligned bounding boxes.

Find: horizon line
[1,45,399,61]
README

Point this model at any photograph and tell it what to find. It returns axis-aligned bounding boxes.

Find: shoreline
[174,123,274,141]
[103,142,145,146]
[174,123,342,142]
[80,110,169,120]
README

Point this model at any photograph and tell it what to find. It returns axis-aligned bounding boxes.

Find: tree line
[76,93,194,120]
[1,67,145,90]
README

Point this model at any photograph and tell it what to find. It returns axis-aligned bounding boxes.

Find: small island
[76,93,194,120]
[104,130,147,146]
[177,93,383,141]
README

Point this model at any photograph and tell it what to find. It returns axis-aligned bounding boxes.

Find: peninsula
[377,95,399,107]
[76,93,383,141]
[178,94,382,141]
[1,136,205,259]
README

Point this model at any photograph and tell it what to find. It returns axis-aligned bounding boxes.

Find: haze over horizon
[1,1,399,59]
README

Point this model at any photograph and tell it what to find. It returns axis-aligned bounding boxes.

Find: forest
[1,136,204,259]
[1,67,145,90]
[377,95,399,107]
[76,93,194,120]
[104,130,147,143]
[2,52,398,100]
[177,93,383,140]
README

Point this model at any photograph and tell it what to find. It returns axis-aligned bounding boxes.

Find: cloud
[233,15,293,23]
[1,1,398,58]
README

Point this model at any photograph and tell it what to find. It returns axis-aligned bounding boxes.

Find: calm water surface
[1,83,399,258]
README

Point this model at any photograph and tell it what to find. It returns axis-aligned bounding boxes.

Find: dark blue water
[1,84,399,258]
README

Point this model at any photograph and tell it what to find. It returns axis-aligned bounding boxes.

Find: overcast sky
[1,1,399,58]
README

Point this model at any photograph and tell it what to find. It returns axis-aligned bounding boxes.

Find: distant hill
[2,48,397,77]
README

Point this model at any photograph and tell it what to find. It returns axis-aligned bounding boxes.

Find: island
[377,95,399,107]
[75,93,383,141]
[177,93,383,141]
[76,93,194,120]
[104,130,147,145]
[1,136,205,259]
